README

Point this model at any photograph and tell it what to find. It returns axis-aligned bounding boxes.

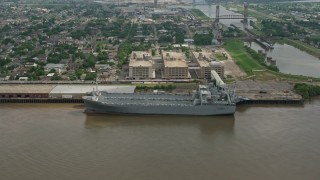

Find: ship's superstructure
[83,81,237,115]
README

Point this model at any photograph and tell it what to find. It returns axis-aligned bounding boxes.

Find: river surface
[278,0,320,3]
[195,5,250,28]
[1,100,320,180]
[244,41,320,77]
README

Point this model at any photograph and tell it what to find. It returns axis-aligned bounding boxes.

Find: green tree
[85,72,97,80]
[193,33,213,45]
[51,74,63,81]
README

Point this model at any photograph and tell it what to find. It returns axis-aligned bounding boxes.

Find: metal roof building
[49,85,136,98]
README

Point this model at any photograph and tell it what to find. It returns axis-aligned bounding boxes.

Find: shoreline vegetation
[294,83,320,99]
[224,39,264,75]
[224,39,320,82]
[223,4,319,59]
[190,9,210,20]
[279,38,320,58]
[213,3,320,82]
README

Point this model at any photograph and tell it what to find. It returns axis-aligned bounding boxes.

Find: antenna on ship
[94,81,101,96]
[96,82,99,92]
[233,81,237,101]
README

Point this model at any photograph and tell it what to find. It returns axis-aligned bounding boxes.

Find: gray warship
[83,81,237,116]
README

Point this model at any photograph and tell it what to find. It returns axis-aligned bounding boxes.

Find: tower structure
[243,2,249,24]
[215,4,220,23]
[205,0,217,20]
[208,1,212,18]
[154,0,157,8]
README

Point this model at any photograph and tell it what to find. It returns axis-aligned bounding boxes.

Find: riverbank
[279,38,320,58]
[0,82,304,105]
[224,3,320,59]
[294,83,320,99]
[224,3,278,21]
[190,9,210,20]
[224,39,320,82]
[223,39,264,76]
[0,98,304,105]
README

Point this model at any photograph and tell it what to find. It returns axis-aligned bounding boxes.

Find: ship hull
[83,99,236,116]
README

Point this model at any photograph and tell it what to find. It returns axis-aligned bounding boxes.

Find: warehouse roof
[0,85,55,94]
[50,85,136,94]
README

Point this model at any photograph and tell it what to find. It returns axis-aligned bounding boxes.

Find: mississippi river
[1,99,320,180]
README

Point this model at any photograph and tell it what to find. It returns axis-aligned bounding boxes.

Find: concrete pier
[0,98,304,105]
[0,81,304,105]
[0,98,83,103]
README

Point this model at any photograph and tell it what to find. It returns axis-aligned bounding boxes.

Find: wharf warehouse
[0,85,54,98]
[49,85,135,98]
[0,85,135,100]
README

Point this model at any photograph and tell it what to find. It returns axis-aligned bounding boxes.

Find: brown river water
[1,99,320,180]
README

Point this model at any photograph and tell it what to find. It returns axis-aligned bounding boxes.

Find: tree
[2,38,14,45]
[49,69,56,73]
[193,33,213,45]
[51,74,63,81]
[69,74,77,81]
[85,72,97,80]
[0,58,10,66]
[82,54,96,68]
[97,51,109,61]
[152,49,156,56]
[75,69,84,79]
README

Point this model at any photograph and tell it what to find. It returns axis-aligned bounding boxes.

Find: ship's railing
[102,102,193,106]
[103,97,192,101]
[100,101,233,106]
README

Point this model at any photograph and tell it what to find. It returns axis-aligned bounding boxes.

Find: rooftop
[50,85,136,94]
[0,85,136,94]
[129,51,153,67]
[162,51,188,68]
[193,52,222,68]
[0,85,55,94]
[130,51,152,61]
[129,60,153,67]
[45,64,65,68]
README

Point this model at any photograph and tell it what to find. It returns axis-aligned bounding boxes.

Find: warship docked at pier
[83,77,237,116]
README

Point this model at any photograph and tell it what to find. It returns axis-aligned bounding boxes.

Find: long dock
[0,98,83,103]
[0,98,304,105]
[0,81,304,105]
[237,99,303,105]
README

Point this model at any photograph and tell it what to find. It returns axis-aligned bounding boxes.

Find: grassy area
[279,38,320,58]
[249,21,264,36]
[230,5,319,58]
[190,9,210,20]
[294,83,320,99]
[215,52,228,61]
[252,70,278,81]
[229,4,319,59]
[251,67,320,82]
[223,39,320,82]
[269,70,320,82]
[229,5,276,21]
[223,4,320,82]
[224,39,264,75]
[247,9,277,21]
